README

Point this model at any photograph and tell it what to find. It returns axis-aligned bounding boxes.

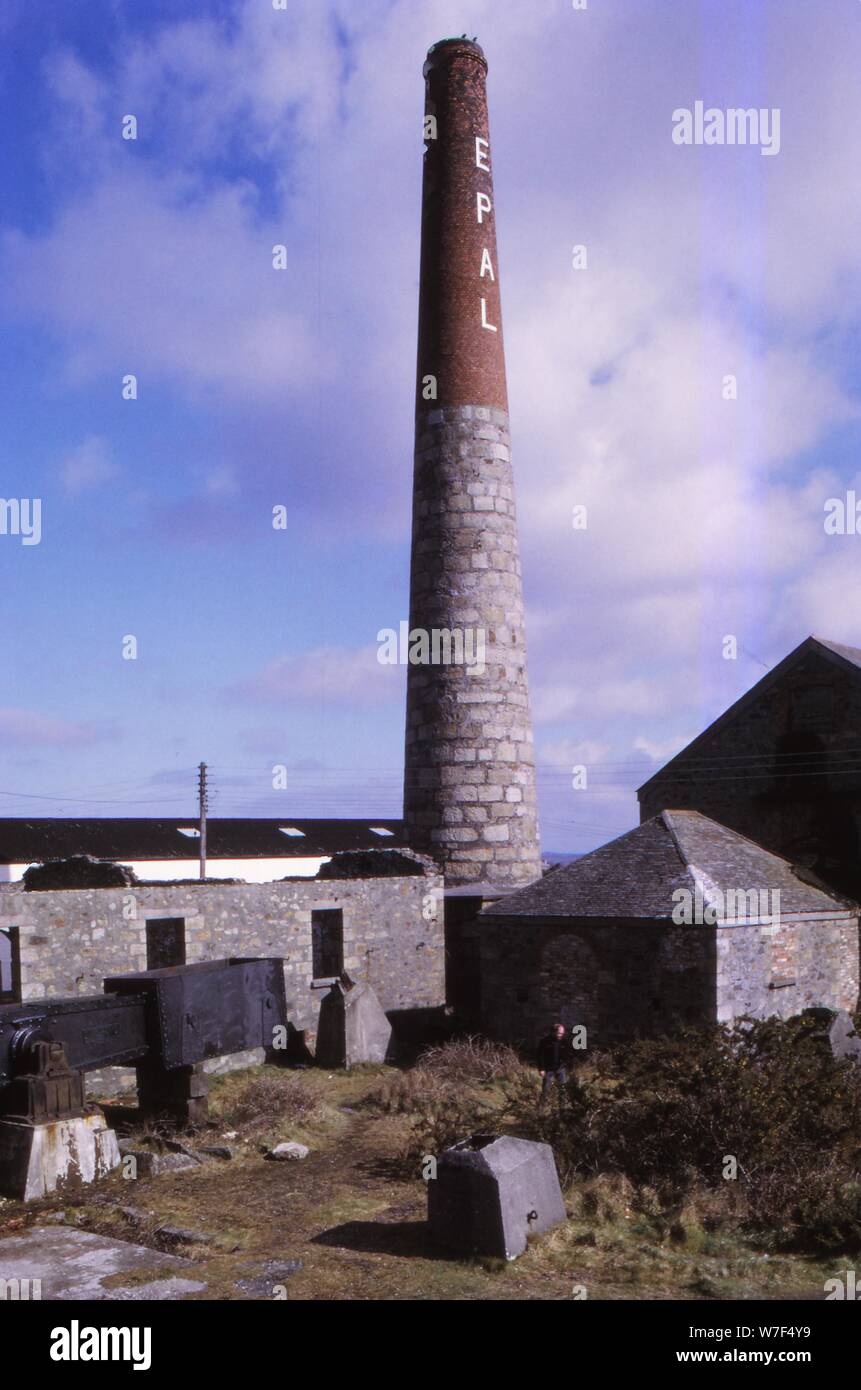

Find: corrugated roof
[482,810,855,921]
[0,818,406,864]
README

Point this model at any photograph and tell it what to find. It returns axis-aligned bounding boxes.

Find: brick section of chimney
[403,39,542,888]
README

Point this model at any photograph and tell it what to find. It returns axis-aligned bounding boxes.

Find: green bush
[513,1016,861,1253]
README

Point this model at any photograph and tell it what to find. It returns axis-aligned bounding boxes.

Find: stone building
[403,38,542,889]
[476,810,859,1049]
[638,636,861,900]
[0,850,445,1081]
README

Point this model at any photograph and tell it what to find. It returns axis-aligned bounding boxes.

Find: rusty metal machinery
[0,957,287,1127]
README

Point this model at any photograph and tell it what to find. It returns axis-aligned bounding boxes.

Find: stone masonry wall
[476,919,715,1050]
[0,874,445,1090]
[716,917,859,1021]
[477,915,859,1051]
[403,404,542,887]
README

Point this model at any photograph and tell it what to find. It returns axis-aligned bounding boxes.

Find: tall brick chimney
[403,38,542,888]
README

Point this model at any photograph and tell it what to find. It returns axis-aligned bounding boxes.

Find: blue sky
[1,0,860,851]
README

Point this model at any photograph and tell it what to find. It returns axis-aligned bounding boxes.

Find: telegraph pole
[198,762,208,881]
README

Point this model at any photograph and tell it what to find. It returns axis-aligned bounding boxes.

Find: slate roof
[0,818,406,865]
[482,810,856,922]
[814,636,861,671]
[638,635,861,795]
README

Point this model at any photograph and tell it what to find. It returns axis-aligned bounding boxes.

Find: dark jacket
[537,1032,572,1072]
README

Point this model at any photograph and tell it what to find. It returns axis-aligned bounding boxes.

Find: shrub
[218,1072,322,1134]
[513,1016,861,1252]
[401,1089,499,1177]
[416,1035,526,1085]
[359,1037,525,1175]
[361,1068,452,1116]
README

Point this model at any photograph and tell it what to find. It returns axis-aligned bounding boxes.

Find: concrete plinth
[428,1132,567,1260]
[0,1112,120,1201]
[0,1226,206,1300]
[315,980,393,1068]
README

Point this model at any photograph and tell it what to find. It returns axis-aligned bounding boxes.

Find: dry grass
[216,1071,323,1135]
[360,1068,452,1116]
[361,1039,526,1118]
[416,1035,526,1085]
[358,1043,527,1177]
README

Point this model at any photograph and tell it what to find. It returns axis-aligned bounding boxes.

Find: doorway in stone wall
[145,918,186,971]
[311,908,344,983]
[0,926,20,1001]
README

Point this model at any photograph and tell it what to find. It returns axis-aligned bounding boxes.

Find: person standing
[537,1021,572,1102]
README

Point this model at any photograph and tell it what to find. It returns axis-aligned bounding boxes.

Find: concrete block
[315,979,392,1069]
[428,1133,566,1260]
[802,1007,861,1063]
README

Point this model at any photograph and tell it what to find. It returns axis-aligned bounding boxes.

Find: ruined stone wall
[0,873,445,1044]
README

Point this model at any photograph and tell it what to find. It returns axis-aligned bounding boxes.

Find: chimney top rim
[425,37,487,72]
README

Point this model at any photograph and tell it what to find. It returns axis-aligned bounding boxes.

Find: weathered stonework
[404,404,541,886]
[473,809,860,1048]
[715,917,859,1023]
[476,920,714,1049]
[0,873,445,1089]
[404,40,541,887]
[475,917,859,1051]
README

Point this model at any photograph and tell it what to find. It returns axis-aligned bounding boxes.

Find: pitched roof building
[638,636,861,900]
[483,809,851,922]
[476,811,858,1048]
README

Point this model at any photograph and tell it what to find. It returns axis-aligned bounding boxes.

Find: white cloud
[5,0,861,846]
[59,435,117,494]
[633,733,693,764]
[538,737,610,768]
[0,708,105,747]
[232,643,405,707]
